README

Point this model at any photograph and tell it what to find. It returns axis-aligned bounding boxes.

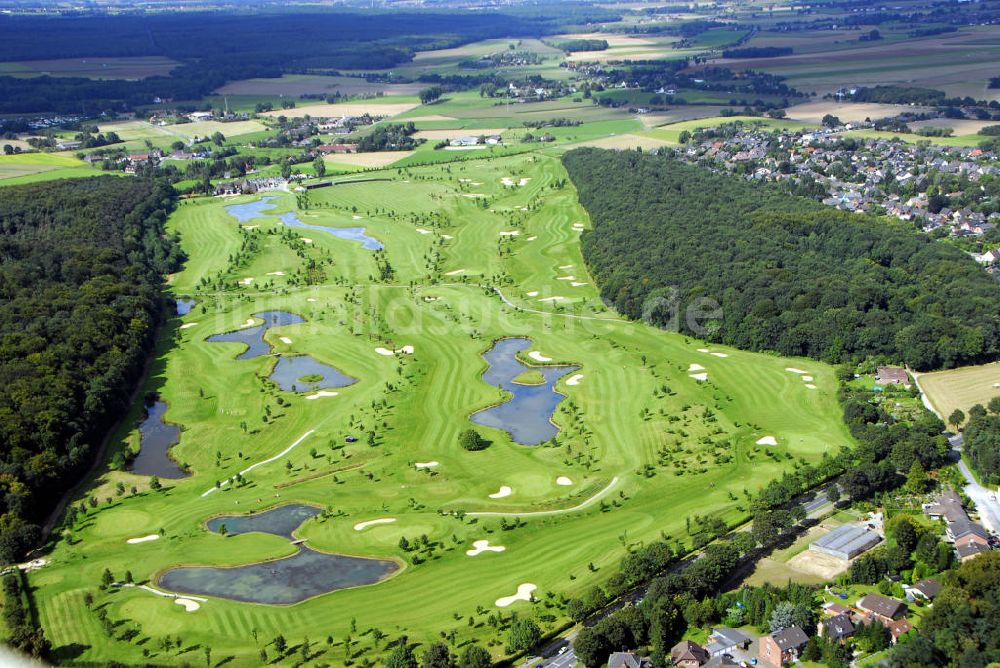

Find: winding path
[467,476,619,517]
[201,430,314,497]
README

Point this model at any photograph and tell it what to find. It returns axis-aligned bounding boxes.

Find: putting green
[32,152,852,665]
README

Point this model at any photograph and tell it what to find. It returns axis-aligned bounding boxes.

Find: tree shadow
[52,643,90,661]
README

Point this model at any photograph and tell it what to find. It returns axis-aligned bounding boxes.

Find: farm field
[0,152,100,185]
[215,75,425,98]
[0,55,180,79]
[916,363,1000,424]
[31,151,853,666]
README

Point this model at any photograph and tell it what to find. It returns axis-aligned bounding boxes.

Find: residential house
[858,594,907,623]
[608,652,644,668]
[705,627,752,657]
[956,541,991,562]
[910,579,941,601]
[758,626,809,666]
[924,491,967,523]
[948,518,990,548]
[670,640,709,667]
[819,613,855,643]
[886,618,912,644]
[316,143,357,154]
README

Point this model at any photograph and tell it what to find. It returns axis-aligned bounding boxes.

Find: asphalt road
[952,439,1000,534]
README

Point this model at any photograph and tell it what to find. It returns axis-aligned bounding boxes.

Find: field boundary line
[201,429,315,497]
[466,476,619,517]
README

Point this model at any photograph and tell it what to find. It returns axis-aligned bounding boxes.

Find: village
[664,120,1000,276]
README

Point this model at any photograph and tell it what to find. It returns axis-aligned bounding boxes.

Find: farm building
[875,366,910,386]
[809,524,881,560]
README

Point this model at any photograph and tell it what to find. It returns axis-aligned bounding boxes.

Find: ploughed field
[32,152,851,665]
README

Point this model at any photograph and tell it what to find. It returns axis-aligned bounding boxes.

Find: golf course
[31,151,853,665]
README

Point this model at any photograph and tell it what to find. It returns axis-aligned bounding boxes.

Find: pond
[269,355,356,393]
[175,299,197,316]
[131,400,186,479]
[206,504,322,540]
[223,196,382,250]
[158,504,399,604]
[207,310,304,360]
[469,337,577,446]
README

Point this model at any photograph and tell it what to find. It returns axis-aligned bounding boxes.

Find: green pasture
[32,152,853,666]
[0,152,101,186]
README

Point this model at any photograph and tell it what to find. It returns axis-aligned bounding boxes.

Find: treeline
[0,11,567,114]
[563,149,1000,370]
[960,401,1000,484]
[0,177,183,563]
[2,572,49,659]
[551,38,608,52]
[849,85,946,105]
[721,46,793,58]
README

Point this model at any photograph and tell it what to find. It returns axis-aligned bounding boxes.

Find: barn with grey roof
[809,524,881,560]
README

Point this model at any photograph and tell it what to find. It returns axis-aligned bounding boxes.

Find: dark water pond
[175,299,197,316]
[207,310,304,360]
[470,337,577,446]
[131,401,186,479]
[159,504,398,604]
[269,355,356,393]
[206,504,322,540]
[223,196,382,250]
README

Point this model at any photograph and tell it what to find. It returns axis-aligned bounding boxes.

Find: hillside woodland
[564,148,1000,370]
[0,176,182,563]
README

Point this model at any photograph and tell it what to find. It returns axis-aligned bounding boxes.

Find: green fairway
[32,151,853,665]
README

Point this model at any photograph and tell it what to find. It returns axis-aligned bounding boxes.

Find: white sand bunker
[416,228,432,235]
[415,461,438,469]
[375,345,415,356]
[519,178,531,186]
[266,271,285,276]
[499,230,520,237]
[240,318,257,328]
[467,540,506,556]
[559,264,575,269]
[305,391,338,400]
[462,193,485,198]
[239,277,254,285]
[306,298,317,302]
[526,236,537,241]
[805,384,817,389]
[688,363,705,372]
[528,351,552,362]
[539,296,565,302]
[301,238,313,243]
[572,224,585,232]
[352,215,363,220]
[527,291,539,297]
[126,534,160,544]
[241,225,258,230]
[444,269,465,276]
[489,485,512,499]
[566,374,583,386]
[756,436,778,446]
[689,373,709,382]
[571,282,588,287]
[441,234,454,239]
[174,598,200,612]
[180,323,197,330]
[280,337,292,344]
[710,352,729,358]
[785,367,807,374]
[354,518,396,531]
[557,275,576,281]
[496,583,536,607]
[501,177,515,186]
[697,348,710,353]
[802,375,813,382]
[556,476,573,486]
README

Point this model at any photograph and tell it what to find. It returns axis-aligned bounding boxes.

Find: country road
[951,435,1000,534]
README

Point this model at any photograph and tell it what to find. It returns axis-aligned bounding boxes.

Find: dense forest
[960,402,1000,484]
[564,149,1000,370]
[0,177,182,563]
[0,9,609,115]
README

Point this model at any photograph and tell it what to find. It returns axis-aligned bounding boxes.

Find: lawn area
[31,151,854,666]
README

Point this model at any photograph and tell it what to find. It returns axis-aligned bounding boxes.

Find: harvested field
[784,101,929,124]
[916,362,1000,424]
[324,150,414,168]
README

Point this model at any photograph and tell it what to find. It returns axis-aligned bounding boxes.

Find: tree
[802,636,821,661]
[313,155,326,178]
[3,144,13,155]
[506,617,541,653]
[281,160,292,180]
[458,645,491,668]
[915,531,940,565]
[419,86,443,105]
[458,429,488,451]
[149,475,161,491]
[101,568,115,589]
[988,395,1000,414]
[273,634,286,655]
[893,518,918,554]
[203,645,211,667]
[949,409,965,432]
[171,140,186,152]
[678,130,691,144]
[827,485,841,505]
[211,131,225,146]
[906,460,927,495]
[822,113,842,128]
[421,642,454,668]
[573,627,611,668]
[385,640,418,668]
